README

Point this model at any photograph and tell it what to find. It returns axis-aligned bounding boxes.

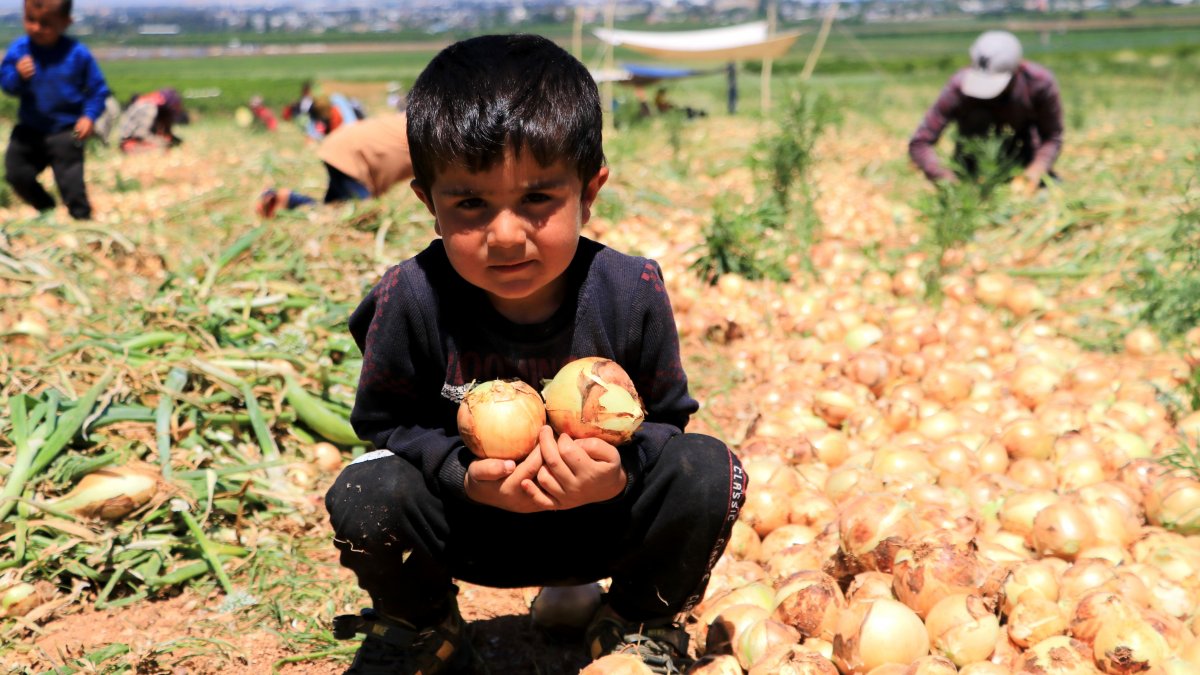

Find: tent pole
[761,0,777,113]
[603,0,616,134]
[802,1,839,81]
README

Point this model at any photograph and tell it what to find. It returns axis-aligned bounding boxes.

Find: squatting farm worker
[1,0,111,220]
[909,30,1064,195]
[324,33,746,675]
[255,113,411,219]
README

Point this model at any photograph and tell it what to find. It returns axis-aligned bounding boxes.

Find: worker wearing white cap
[909,30,1063,194]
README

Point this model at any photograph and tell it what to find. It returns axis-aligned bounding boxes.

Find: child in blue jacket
[2,0,110,220]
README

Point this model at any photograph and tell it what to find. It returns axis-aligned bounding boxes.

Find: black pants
[325,433,745,624]
[5,125,91,220]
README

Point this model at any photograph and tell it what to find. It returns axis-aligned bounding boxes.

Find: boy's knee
[658,433,744,497]
[325,451,428,537]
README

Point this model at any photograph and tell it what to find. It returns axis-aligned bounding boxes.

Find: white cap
[962,30,1022,99]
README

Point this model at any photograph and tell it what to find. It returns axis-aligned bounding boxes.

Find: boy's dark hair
[406,34,604,191]
[27,0,71,18]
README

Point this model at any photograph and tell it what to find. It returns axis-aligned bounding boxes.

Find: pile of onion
[542,357,645,444]
[457,379,546,460]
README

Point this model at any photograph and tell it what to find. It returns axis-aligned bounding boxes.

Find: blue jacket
[1,35,111,134]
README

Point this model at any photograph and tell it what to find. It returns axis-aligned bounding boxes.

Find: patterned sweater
[348,237,698,500]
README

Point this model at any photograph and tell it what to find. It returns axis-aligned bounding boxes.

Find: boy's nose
[487,211,527,249]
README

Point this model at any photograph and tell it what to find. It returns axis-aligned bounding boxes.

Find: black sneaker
[584,602,693,674]
[334,597,475,674]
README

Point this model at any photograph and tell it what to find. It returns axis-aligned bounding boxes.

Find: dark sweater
[909,61,1063,182]
[348,237,698,501]
[1,35,110,134]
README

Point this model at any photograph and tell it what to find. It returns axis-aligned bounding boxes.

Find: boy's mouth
[491,260,533,273]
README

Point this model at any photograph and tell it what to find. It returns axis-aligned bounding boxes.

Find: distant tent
[592,21,802,62]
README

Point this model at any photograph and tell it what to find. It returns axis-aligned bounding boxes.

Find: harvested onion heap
[457,358,646,460]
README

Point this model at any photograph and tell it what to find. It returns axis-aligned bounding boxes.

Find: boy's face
[413,150,608,324]
[24,1,70,47]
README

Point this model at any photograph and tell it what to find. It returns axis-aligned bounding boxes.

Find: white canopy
[593,21,802,61]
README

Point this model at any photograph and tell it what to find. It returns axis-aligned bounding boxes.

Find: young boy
[255,113,410,219]
[325,34,745,675]
[1,0,110,220]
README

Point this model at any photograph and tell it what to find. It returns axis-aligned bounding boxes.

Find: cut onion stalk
[542,357,645,444]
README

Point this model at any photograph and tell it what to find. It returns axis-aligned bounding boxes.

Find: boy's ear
[580,167,610,225]
[410,180,441,234]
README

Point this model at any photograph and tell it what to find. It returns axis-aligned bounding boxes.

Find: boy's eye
[524,192,552,204]
[455,197,485,210]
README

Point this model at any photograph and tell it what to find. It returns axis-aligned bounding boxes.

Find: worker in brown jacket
[257,113,411,218]
[909,31,1063,195]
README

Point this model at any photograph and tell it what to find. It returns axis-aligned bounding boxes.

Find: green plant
[113,171,142,193]
[1125,159,1200,340]
[1160,440,1200,479]
[663,108,687,175]
[689,196,792,284]
[750,85,839,214]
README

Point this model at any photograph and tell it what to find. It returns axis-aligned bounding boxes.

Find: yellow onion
[457,379,546,459]
[541,357,644,444]
[311,441,343,472]
[695,582,777,629]
[530,583,603,633]
[1144,476,1200,535]
[1,582,42,618]
[51,463,160,520]
[747,645,838,675]
[1030,499,1096,560]
[891,541,990,619]
[1007,595,1066,648]
[772,570,846,641]
[689,654,744,675]
[736,618,802,671]
[1093,618,1171,674]
[579,653,655,674]
[832,598,930,674]
[924,593,999,667]
[728,520,763,562]
[1000,560,1060,618]
[742,486,791,538]
[703,603,770,655]
[958,664,1009,675]
[761,524,818,561]
[846,572,897,604]
[907,654,960,675]
[1015,636,1096,675]
[837,492,916,572]
[997,490,1059,541]
[1068,591,1138,644]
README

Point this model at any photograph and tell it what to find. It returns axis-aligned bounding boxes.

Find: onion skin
[51,463,160,520]
[833,598,930,674]
[542,357,645,445]
[457,379,546,460]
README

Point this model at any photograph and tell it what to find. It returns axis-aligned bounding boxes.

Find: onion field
[3,23,1200,675]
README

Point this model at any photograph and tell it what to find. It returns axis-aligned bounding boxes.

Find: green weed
[750,84,838,215]
[112,171,142,193]
[689,196,792,284]
[1124,158,1200,341]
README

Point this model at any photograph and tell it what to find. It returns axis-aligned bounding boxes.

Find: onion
[846,572,897,604]
[541,357,644,444]
[736,618,802,671]
[50,463,160,520]
[958,664,1009,675]
[908,654,960,675]
[1094,617,1171,674]
[1,581,43,618]
[891,541,990,619]
[1007,595,1066,648]
[1124,327,1162,357]
[704,603,771,655]
[742,485,791,538]
[579,653,655,674]
[837,492,916,572]
[999,419,1055,461]
[1068,591,1138,644]
[311,441,343,472]
[772,570,846,641]
[530,583,603,633]
[925,593,1000,667]
[457,379,546,459]
[1000,560,1060,618]
[1010,363,1062,410]
[1144,476,1200,535]
[1031,499,1096,561]
[746,646,838,675]
[997,490,1059,541]
[761,524,819,560]
[695,582,777,629]
[690,654,744,675]
[832,598,930,673]
[1016,636,1095,675]
[728,520,763,562]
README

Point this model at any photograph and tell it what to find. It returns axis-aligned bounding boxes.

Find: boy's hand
[74,117,94,141]
[527,426,625,510]
[17,56,35,80]
[464,452,555,513]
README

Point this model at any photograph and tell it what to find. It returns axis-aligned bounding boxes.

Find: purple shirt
[348,237,698,501]
[909,61,1064,182]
